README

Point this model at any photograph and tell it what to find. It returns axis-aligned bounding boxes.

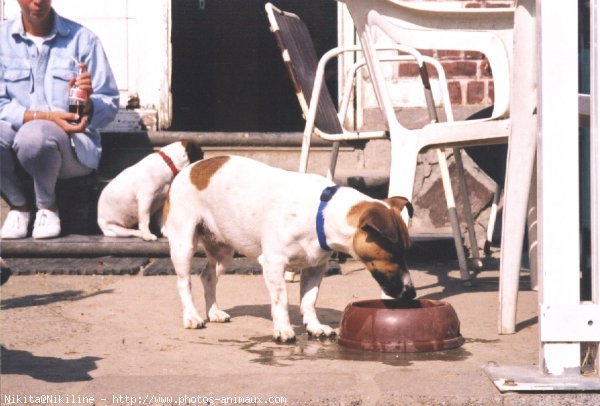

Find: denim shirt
[0,9,119,169]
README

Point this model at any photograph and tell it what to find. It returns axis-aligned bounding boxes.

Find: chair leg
[388,139,470,282]
[485,183,501,256]
[299,130,312,173]
[526,159,538,291]
[387,136,419,224]
[455,148,483,269]
[327,142,340,181]
[416,59,471,280]
[499,0,537,335]
[499,139,536,334]
[437,148,471,283]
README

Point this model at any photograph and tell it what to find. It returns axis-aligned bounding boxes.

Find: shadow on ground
[1,289,114,310]
[407,257,538,333]
[1,346,101,382]
[411,257,533,299]
[225,304,342,328]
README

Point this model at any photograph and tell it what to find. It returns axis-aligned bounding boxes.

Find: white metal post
[590,0,600,376]
[485,0,600,389]
[537,0,582,375]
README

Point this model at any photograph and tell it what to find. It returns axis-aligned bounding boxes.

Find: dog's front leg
[136,194,158,241]
[300,264,335,338]
[259,256,295,343]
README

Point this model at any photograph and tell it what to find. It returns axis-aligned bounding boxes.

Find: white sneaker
[32,209,61,239]
[0,210,30,239]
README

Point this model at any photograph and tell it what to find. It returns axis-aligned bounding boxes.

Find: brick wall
[396,49,494,107]
[360,0,513,112]
[395,0,513,107]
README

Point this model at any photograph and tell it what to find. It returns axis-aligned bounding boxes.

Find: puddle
[220,335,471,367]
[464,338,500,344]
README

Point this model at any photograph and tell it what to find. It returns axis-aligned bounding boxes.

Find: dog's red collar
[157,150,179,177]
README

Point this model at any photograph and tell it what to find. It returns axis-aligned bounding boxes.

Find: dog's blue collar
[316,185,341,251]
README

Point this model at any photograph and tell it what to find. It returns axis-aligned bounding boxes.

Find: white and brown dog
[97,141,201,241]
[164,155,415,342]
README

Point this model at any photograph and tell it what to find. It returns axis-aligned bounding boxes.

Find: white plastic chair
[266,2,481,283]
[340,0,538,334]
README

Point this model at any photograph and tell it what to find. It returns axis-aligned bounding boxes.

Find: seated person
[0,0,119,239]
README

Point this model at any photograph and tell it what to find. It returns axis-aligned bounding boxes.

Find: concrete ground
[1,253,598,405]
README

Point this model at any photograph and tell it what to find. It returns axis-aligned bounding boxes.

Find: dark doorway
[169,0,338,132]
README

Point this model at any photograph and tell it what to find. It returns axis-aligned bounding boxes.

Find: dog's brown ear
[385,196,414,219]
[359,205,400,245]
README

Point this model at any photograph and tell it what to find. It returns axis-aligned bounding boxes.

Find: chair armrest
[417,117,510,151]
[315,128,388,141]
[338,55,446,129]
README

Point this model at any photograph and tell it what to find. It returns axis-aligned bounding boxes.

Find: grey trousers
[0,120,93,210]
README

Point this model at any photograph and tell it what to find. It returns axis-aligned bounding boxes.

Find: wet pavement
[1,253,599,405]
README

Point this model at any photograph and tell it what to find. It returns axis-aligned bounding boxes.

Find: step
[98,131,379,179]
[0,256,263,276]
[0,232,456,261]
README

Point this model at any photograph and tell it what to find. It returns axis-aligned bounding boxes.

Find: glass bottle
[68,65,87,124]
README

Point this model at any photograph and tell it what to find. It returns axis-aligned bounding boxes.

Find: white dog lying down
[97,141,201,241]
[163,155,415,342]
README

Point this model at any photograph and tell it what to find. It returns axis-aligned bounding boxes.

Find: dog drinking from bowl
[163,155,415,342]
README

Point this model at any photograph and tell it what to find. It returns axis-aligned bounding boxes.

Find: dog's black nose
[399,285,416,300]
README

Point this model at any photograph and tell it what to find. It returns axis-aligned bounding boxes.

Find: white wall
[2,0,171,127]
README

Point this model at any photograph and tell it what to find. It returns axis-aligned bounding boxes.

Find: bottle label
[70,88,87,102]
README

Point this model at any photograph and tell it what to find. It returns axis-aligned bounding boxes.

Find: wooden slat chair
[266,2,389,180]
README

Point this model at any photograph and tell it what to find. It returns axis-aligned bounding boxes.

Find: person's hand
[69,63,94,115]
[46,111,89,134]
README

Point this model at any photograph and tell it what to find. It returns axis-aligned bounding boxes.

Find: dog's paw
[141,232,158,241]
[183,311,205,329]
[208,309,231,323]
[306,322,336,339]
[273,326,296,343]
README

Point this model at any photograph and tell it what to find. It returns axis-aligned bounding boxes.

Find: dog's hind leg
[300,264,335,338]
[201,246,234,323]
[98,221,144,239]
[259,255,296,343]
[169,223,205,329]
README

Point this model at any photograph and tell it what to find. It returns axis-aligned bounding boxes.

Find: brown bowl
[338,299,464,353]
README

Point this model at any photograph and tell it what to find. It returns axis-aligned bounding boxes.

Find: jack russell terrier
[97,141,201,241]
[164,155,415,342]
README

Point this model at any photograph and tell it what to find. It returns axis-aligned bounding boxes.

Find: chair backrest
[266,3,343,135]
[342,0,515,130]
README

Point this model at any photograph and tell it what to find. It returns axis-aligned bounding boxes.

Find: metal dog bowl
[338,299,464,353]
